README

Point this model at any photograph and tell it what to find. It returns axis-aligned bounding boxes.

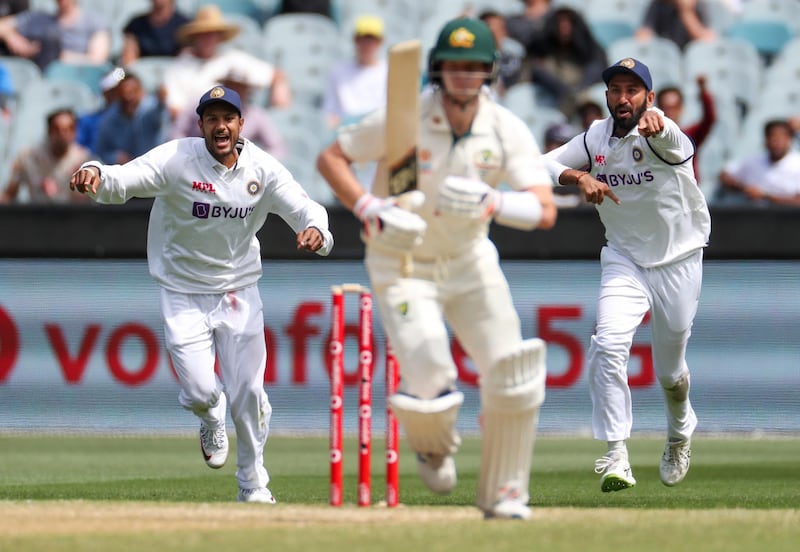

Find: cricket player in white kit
[318,18,557,519]
[70,85,334,504]
[544,58,711,492]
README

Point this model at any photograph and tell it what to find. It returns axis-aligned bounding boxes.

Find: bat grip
[401,254,413,278]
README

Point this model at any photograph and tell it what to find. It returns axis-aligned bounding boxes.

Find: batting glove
[436,176,497,220]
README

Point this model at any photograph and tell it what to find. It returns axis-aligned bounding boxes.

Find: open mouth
[213,134,231,148]
[615,107,632,118]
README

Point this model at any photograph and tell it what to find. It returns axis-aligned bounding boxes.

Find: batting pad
[477,339,546,512]
[388,391,464,455]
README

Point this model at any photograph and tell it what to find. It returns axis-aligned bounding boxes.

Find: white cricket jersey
[337,88,552,259]
[545,114,711,267]
[87,138,333,293]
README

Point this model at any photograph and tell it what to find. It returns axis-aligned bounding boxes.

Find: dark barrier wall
[1,203,798,259]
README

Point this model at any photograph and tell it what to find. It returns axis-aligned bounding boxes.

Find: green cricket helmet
[427,18,498,85]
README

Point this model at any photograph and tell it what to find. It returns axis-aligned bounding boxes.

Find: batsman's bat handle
[401,254,413,278]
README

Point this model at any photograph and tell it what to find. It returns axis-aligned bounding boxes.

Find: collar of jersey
[425,89,493,135]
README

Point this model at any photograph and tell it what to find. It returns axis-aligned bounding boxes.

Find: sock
[607,440,628,458]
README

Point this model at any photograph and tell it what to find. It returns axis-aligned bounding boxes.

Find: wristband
[493,190,543,231]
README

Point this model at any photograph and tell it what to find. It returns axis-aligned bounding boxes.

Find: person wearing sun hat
[162,4,291,119]
[322,14,388,130]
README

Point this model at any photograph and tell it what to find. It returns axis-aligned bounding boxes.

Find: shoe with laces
[594,452,636,492]
[416,453,457,494]
[199,422,228,469]
[660,439,691,486]
[237,487,277,504]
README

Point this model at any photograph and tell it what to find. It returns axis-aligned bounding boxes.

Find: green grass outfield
[0,434,797,551]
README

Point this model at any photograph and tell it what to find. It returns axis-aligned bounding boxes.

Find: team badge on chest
[247,180,261,195]
[632,147,643,162]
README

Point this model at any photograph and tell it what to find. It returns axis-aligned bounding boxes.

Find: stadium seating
[5,80,100,163]
[683,38,763,112]
[43,61,113,95]
[588,19,636,50]
[737,0,800,33]
[0,56,43,98]
[724,20,794,64]
[585,0,649,28]
[262,14,344,107]
[702,0,738,34]
[125,56,175,94]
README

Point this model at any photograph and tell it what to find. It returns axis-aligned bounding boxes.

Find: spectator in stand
[170,68,287,160]
[527,6,607,118]
[717,119,800,206]
[94,72,168,165]
[1,108,92,204]
[163,5,291,120]
[76,66,125,154]
[322,15,387,130]
[0,60,13,114]
[479,9,524,98]
[0,0,26,17]
[656,75,716,181]
[275,0,335,20]
[505,0,552,59]
[0,0,110,71]
[120,0,191,67]
[574,97,604,131]
[635,0,715,51]
[0,0,26,56]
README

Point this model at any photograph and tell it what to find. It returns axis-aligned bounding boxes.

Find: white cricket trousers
[589,246,702,442]
[366,239,523,399]
[160,285,272,490]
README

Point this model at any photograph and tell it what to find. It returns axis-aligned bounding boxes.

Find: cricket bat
[386,39,422,197]
[385,39,422,277]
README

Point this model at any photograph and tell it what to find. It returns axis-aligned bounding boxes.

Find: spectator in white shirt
[322,15,387,130]
[718,119,800,206]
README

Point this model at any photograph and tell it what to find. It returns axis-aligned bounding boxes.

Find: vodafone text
[0,303,653,387]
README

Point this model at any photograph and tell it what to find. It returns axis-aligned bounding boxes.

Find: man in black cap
[544,57,710,493]
[69,85,334,504]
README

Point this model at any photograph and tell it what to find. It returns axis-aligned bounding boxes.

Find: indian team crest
[247,180,261,195]
[210,86,226,98]
[620,58,636,69]
[632,146,643,162]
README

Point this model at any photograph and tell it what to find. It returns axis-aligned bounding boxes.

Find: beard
[610,101,648,134]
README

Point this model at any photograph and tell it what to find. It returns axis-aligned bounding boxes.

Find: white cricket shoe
[237,487,277,504]
[199,422,228,469]
[594,452,636,492]
[483,500,532,521]
[416,453,457,494]
[660,439,691,486]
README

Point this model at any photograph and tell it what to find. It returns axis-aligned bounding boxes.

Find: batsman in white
[317,18,557,519]
[69,85,334,503]
[543,58,711,492]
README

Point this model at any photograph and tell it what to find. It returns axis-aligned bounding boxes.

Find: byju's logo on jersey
[193,202,211,218]
[192,202,255,219]
[192,181,217,194]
